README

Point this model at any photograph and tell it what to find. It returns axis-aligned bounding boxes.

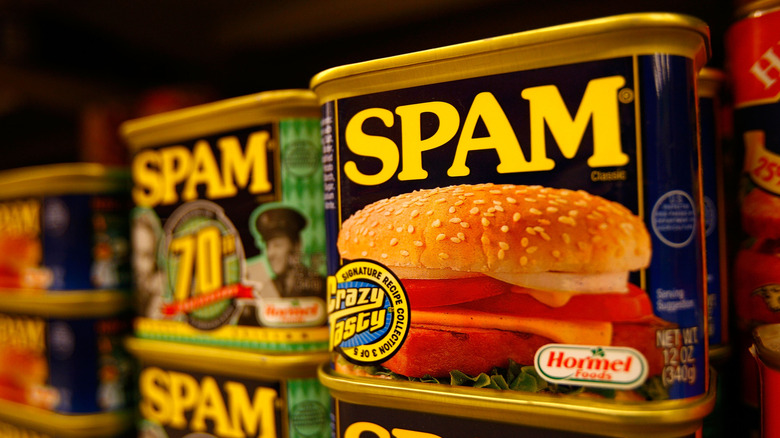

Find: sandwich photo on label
[335,183,673,398]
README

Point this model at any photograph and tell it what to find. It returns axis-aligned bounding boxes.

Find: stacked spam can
[312,13,718,437]
[119,90,332,438]
[697,67,735,438]
[0,163,135,437]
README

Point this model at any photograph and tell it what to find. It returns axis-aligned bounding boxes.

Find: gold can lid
[319,365,717,438]
[311,13,710,102]
[126,337,329,380]
[120,89,320,151]
[0,399,133,437]
[698,67,728,98]
[753,323,780,370]
[0,290,129,318]
[709,343,732,362]
[0,162,129,199]
[734,0,780,19]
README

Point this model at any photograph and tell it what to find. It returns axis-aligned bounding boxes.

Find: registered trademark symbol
[618,88,634,104]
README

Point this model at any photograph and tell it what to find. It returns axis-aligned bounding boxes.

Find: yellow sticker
[327,260,409,365]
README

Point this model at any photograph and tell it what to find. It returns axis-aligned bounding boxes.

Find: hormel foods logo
[260,297,326,327]
[534,344,648,389]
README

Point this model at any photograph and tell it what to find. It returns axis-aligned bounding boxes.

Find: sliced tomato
[401,276,654,321]
[460,283,654,322]
[401,277,510,309]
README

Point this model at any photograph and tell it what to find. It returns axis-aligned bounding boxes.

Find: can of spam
[312,13,711,404]
[0,163,131,292]
[726,0,780,410]
[126,337,331,438]
[0,290,133,414]
[751,324,780,438]
[320,365,716,438]
[120,90,328,353]
[698,67,730,350]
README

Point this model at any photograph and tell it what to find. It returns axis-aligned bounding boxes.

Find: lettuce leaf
[336,355,668,400]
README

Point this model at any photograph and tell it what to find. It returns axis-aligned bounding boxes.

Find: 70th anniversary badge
[327,260,410,365]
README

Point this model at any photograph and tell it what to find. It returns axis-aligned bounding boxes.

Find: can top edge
[126,337,329,379]
[319,366,716,435]
[119,89,319,148]
[310,12,710,93]
[0,399,133,437]
[699,66,727,81]
[734,0,780,19]
[753,323,780,369]
[0,162,129,197]
[0,290,130,318]
[698,67,727,97]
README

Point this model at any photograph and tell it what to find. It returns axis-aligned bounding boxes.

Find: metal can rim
[310,12,710,102]
[126,337,330,380]
[0,289,129,318]
[119,89,320,151]
[734,0,780,20]
[319,365,717,437]
[0,400,133,437]
[698,67,728,98]
[0,162,129,199]
[753,323,780,370]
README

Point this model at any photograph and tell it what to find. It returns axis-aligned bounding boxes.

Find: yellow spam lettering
[0,200,40,237]
[345,422,443,438]
[344,76,628,185]
[139,367,278,438]
[0,315,45,354]
[132,131,272,207]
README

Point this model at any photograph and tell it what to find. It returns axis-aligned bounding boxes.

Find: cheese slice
[511,287,577,307]
[488,271,629,294]
[411,308,613,345]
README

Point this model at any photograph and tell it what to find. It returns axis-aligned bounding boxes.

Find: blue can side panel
[42,195,130,291]
[698,95,725,348]
[48,317,132,413]
[639,54,708,399]
[43,196,92,290]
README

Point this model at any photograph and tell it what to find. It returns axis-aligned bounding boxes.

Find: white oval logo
[259,297,327,327]
[534,344,649,389]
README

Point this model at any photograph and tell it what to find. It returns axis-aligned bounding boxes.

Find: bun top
[337,184,651,275]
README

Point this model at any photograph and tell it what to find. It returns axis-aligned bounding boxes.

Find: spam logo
[344,423,444,438]
[0,314,45,354]
[132,130,273,208]
[0,200,40,237]
[343,75,630,186]
[140,367,279,438]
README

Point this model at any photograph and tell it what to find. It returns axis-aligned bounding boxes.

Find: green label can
[121,90,328,353]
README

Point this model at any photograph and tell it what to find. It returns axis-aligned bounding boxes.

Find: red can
[726,0,780,410]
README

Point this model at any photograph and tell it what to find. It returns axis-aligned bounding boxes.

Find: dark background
[0,0,734,170]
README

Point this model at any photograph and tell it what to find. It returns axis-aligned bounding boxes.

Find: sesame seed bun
[337,183,651,275]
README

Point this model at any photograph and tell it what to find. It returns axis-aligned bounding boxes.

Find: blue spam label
[0,194,130,291]
[322,55,707,400]
[698,92,727,348]
[0,312,132,414]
